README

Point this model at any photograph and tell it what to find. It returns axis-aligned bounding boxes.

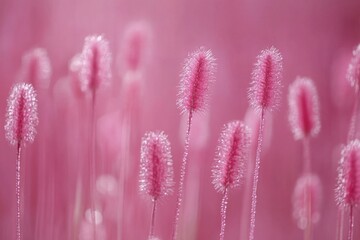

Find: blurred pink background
[1,0,360,239]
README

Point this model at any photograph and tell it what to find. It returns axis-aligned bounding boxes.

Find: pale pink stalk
[292,174,322,239]
[80,35,112,240]
[248,47,283,240]
[212,121,250,240]
[140,132,174,238]
[173,47,216,240]
[5,83,38,240]
[336,140,360,240]
[179,113,210,240]
[240,108,273,240]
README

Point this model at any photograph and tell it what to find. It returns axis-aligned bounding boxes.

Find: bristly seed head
[288,77,321,140]
[347,44,360,91]
[5,83,38,145]
[80,35,112,93]
[336,140,360,209]
[139,131,174,200]
[177,47,216,114]
[21,48,52,89]
[248,47,283,112]
[212,121,251,193]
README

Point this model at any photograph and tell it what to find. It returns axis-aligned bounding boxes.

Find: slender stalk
[304,183,312,240]
[16,141,22,240]
[172,110,193,240]
[337,209,345,240]
[149,198,157,238]
[303,138,311,174]
[347,90,360,142]
[90,91,97,240]
[302,137,312,240]
[348,206,354,240]
[249,109,265,240]
[219,188,229,240]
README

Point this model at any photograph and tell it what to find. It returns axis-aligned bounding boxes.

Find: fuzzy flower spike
[288,77,320,141]
[336,140,360,240]
[140,131,174,238]
[247,47,283,240]
[5,83,38,240]
[173,47,216,240]
[80,35,112,96]
[212,121,251,240]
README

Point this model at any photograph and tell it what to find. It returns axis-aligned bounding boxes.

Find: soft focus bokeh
[1,0,360,239]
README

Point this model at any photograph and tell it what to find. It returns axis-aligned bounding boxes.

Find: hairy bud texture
[336,140,360,208]
[248,47,283,112]
[21,48,52,89]
[212,121,251,193]
[139,131,174,200]
[5,83,39,145]
[347,44,360,91]
[288,77,321,140]
[177,47,216,114]
[80,35,112,93]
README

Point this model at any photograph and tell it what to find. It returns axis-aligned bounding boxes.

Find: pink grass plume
[292,174,322,238]
[336,140,360,240]
[140,131,174,238]
[173,47,216,240]
[247,47,283,240]
[80,35,112,95]
[288,77,321,141]
[5,83,39,146]
[212,121,250,240]
[248,46,283,113]
[120,21,152,72]
[347,44,360,92]
[177,47,216,115]
[20,48,52,89]
[4,83,38,240]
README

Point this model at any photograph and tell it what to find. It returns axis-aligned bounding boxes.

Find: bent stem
[16,141,22,240]
[249,109,265,240]
[172,110,193,240]
[219,188,229,240]
[348,206,354,240]
[149,198,157,238]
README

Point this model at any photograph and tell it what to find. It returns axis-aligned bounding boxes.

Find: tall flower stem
[16,142,22,240]
[172,110,193,240]
[90,92,97,240]
[348,90,360,142]
[149,198,157,238]
[249,109,265,240]
[302,138,312,240]
[219,188,229,240]
[348,206,354,240]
